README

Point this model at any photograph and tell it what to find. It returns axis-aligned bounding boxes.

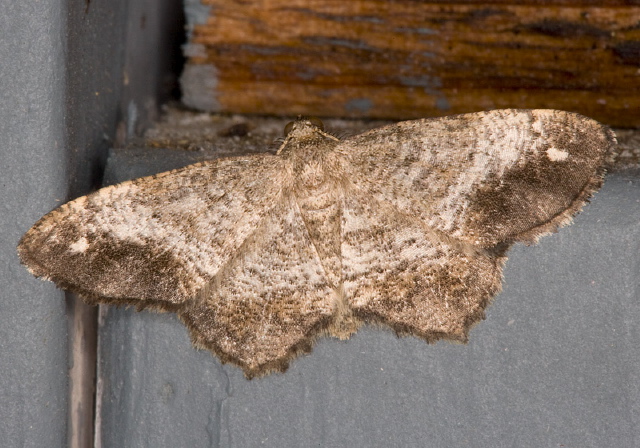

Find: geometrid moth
[18,109,615,378]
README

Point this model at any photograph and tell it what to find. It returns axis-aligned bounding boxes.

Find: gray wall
[1,1,181,446]
[1,4,69,445]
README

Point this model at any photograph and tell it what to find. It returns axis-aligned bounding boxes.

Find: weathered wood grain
[181,0,640,126]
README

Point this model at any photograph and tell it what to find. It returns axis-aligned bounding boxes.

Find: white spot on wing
[69,237,90,253]
[546,146,569,162]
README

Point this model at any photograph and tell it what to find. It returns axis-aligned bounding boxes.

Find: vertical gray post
[0,0,128,447]
[1,2,75,446]
[0,0,183,446]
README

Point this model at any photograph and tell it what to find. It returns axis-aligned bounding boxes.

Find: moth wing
[339,109,615,247]
[18,154,285,308]
[341,191,503,341]
[180,194,337,378]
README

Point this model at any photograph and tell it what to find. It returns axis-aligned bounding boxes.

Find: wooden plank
[181,0,640,126]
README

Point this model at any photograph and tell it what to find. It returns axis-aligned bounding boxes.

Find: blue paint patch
[399,75,442,88]
[302,36,378,52]
[283,8,386,24]
[436,96,451,111]
[240,44,289,56]
[316,12,385,24]
[296,71,317,81]
[184,0,211,25]
[184,0,212,39]
[345,98,374,113]
[393,26,438,35]
[295,67,332,81]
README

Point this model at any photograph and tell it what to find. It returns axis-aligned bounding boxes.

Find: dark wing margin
[338,109,615,248]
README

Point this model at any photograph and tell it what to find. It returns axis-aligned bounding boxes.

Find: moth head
[283,116,325,137]
[277,116,339,155]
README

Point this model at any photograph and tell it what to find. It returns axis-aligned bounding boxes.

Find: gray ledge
[96,147,640,448]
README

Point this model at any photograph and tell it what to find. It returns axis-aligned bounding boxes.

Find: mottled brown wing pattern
[339,109,614,247]
[181,194,337,378]
[17,111,613,378]
[18,154,286,308]
[341,190,504,342]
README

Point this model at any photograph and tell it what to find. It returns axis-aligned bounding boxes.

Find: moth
[18,109,615,378]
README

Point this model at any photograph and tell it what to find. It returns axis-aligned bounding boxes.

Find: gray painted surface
[65,3,131,446]
[98,147,640,447]
[1,1,181,446]
[120,0,185,137]
[1,3,71,447]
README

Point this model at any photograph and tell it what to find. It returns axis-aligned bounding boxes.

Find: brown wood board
[181,1,640,126]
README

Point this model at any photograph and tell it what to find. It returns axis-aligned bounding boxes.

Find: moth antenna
[333,131,351,140]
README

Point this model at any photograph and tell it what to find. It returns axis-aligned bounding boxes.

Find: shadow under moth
[18,109,615,378]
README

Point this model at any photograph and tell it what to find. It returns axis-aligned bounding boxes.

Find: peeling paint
[184,0,212,39]
[180,64,220,112]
